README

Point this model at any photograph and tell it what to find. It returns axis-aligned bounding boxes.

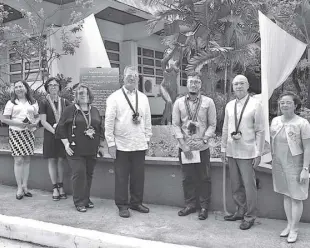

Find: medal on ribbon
[122,88,141,125]
[73,104,96,139]
[231,95,250,140]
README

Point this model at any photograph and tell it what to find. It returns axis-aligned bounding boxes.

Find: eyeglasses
[48,84,59,87]
[188,80,201,85]
[279,101,294,105]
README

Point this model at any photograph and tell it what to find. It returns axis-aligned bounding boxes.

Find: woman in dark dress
[39,77,70,201]
[55,84,105,212]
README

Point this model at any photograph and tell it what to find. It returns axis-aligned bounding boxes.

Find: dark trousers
[227,157,257,221]
[67,155,96,207]
[114,150,146,209]
[179,149,212,209]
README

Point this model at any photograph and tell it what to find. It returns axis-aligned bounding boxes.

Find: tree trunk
[292,68,302,95]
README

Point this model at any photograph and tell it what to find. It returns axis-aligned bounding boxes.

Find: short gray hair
[124,66,139,78]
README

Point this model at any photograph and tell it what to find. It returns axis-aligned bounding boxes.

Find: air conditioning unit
[142,76,158,96]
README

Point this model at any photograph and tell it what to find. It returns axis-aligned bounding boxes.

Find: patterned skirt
[9,129,35,156]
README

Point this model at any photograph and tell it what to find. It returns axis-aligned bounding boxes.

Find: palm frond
[186,50,224,73]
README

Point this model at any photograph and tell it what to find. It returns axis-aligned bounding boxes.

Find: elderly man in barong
[221,75,265,230]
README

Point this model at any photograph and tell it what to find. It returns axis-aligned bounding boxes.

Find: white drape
[258,11,307,163]
[48,14,111,86]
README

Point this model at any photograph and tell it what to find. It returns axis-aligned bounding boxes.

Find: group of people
[0,67,309,244]
[172,74,310,244]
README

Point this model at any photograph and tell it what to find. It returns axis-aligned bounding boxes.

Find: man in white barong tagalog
[221,75,265,230]
[105,66,152,218]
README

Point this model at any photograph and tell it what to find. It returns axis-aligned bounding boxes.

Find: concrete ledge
[0,214,198,248]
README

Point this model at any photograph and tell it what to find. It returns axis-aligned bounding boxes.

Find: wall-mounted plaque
[80,67,120,115]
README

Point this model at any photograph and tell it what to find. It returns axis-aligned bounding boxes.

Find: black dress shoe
[198,208,208,220]
[76,206,87,212]
[16,194,23,200]
[130,204,149,213]
[239,219,255,230]
[86,201,94,208]
[178,207,196,216]
[119,208,130,218]
[224,213,244,221]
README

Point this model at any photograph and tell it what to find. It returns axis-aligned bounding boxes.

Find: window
[104,40,120,68]
[8,52,45,84]
[8,37,47,85]
[138,47,164,86]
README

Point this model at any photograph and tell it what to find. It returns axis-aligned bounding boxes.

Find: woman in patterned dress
[270,91,310,243]
[1,80,39,200]
[39,77,71,201]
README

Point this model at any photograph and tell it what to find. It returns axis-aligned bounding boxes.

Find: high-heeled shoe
[52,184,60,201]
[57,183,67,199]
[16,194,23,200]
[287,231,298,243]
[23,189,32,197]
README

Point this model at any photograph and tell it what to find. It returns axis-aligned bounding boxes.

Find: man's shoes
[178,207,196,216]
[130,204,149,213]
[224,213,244,221]
[198,208,208,220]
[76,206,87,213]
[239,219,255,230]
[86,201,94,208]
[287,231,298,243]
[119,208,130,218]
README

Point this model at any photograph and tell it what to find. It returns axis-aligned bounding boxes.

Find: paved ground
[0,237,49,247]
[0,184,310,248]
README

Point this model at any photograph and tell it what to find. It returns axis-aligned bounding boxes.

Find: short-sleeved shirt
[3,100,39,131]
[270,115,310,156]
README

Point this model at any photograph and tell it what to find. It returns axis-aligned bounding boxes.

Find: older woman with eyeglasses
[55,84,105,212]
[39,77,71,201]
[270,91,310,243]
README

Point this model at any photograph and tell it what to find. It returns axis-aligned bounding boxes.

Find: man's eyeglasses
[279,101,294,105]
[48,84,59,87]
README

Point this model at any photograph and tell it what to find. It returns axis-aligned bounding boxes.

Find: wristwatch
[303,167,309,171]
[203,139,208,144]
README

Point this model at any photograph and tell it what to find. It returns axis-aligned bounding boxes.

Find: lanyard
[122,88,138,115]
[184,94,202,121]
[74,104,91,129]
[234,95,250,133]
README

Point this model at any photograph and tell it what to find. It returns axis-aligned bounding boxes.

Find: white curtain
[258,11,307,163]
[48,14,111,86]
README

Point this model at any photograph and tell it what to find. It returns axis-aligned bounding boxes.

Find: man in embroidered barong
[105,66,152,218]
[221,75,265,230]
[172,75,216,220]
